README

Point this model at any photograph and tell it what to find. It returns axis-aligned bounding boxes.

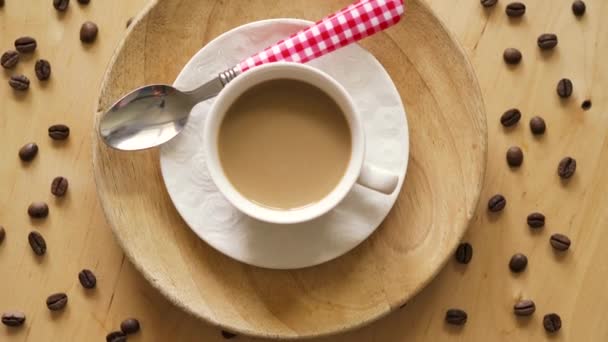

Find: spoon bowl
[99,85,194,151]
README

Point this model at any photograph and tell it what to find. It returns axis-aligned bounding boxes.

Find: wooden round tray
[92,0,487,339]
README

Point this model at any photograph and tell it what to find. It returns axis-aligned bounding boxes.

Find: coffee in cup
[217,78,352,210]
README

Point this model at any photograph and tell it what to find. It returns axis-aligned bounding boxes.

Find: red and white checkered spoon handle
[237,0,405,73]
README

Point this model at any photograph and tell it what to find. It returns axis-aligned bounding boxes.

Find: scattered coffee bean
[28,231,47,256]
[506,146,524,167]
[509,253,528,272]
[445,309,467,325]
[80,21,99,43]
[106,331,127,342]
[572,0,586,16]
[78,269,97,289]
[120,318,140,334]
[581,100,592,110]
[530,116,546,135]
[46,293,68,311]
[538,33,558,50]
[506,2,526,17]
[48,124,70,140]
[53,0,69,11]
[557,78,573,98]
[35,59,51,80]
[0,0,4,7]
[503,48,522,65]
[222,330,237,339]
[51,176,69,197]
[557,157,576,179]
[19,142,38,161]
[9,74,30,91]
[543,313,562,333]
[514,299,536,316]
[126,17,133,28]
[14,36,37,53]
[1,50,19,69]
[488,194,506,212]
[0,225,5,244]
[28,201,49,218]
[550,234,571,251]
[454,242,473,264]
[527,212,545,228]
[480,0,497,7]
[1,311,26,327]
[77,0,90,4]
[501,108,521,127]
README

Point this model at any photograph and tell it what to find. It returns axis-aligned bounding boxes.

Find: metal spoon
[100,0,405,151]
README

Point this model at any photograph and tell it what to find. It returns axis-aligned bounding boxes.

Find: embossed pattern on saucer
[160,19,409,269]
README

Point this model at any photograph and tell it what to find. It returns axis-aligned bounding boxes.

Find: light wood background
[1,0,606,341]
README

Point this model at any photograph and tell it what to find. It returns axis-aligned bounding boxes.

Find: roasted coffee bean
[121,318,140,334]
[46,293,68,311]
[78,269,97,289]
[480,0,497,7]
[503,48,522,65]
[557,78,573,98]
[501,108,521,127]
[0,0,4,7]
[557,157,576,179]
[445,309,467,325]
[80,21,99,43]
[454,242,473,264]
[51,176,69,196]
[222,330,237,339]
[488,194,506,212]
[19,142,38,161]
[543,313,562,333]
[514,300,536,316]
[550,234,571,251]
[14,36,37,53]
[9,74,30,91]
[572,0,586,16]
[538,34,558,50]
[0,225,5,244]
[506,146,524,167]
[582,100,592,110]
[35,59,51,80]
[48,124,70,140]
[28,201,49,218]
[2,311,26,327]
[509,253,527,272]
[126,17,133,28]
[53,0,69,11]
[77,0,90,4]
[530,116,546,135]
[506,2,526,17]
[1,50,19,69]
[527,212,545,228]
[28,231,46,256]
[106,331,127,342]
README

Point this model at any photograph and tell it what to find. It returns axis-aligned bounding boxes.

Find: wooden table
[1,0,606,341]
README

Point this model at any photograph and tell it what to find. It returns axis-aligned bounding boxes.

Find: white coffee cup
[204,62,398,224]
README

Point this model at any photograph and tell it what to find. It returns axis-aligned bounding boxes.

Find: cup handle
[357,164,399,195]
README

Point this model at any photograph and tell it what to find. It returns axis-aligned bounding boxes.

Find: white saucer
[160,19,409,269]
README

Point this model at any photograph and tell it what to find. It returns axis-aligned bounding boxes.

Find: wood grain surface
[93,0,485,338]
[0,1,606,341]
